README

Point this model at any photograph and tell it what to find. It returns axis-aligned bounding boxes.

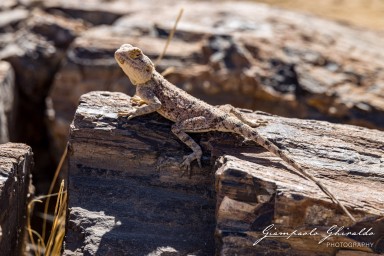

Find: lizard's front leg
[118,87,161,119]
[130,95,147,106]
[171,116,212,175]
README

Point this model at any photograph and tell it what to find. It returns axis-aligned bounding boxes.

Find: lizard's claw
[197,158,202,168]
[118,109,138,120]
[127,114,137,120]
[248,119,268,128]
[180,152,202,177]
[130,95,147,106]
[180,155,193,177]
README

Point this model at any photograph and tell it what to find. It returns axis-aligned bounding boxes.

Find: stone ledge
[0,143,33,256]
[65,91,384,255]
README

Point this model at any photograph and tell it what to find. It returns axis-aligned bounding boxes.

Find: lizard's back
[150,72,224,124]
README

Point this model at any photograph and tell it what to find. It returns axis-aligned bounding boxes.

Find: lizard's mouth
[114,52,126,65]
[114,44,135,65]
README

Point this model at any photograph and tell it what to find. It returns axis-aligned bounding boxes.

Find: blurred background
[0,0,383,253]
[254,0,384,30]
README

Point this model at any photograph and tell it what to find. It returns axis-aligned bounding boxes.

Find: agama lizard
[114,44,356,222]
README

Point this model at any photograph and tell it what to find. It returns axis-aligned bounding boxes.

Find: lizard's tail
[231,121,356,222]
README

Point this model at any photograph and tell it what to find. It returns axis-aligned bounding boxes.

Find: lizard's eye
[128,49,142,59]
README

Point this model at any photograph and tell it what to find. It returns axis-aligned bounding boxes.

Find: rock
[0,9,84,104]
[0,0,17,11]
[111,1,384,129]
[66,91,384,255]
[65,91,215,255]
[0,9,85,191]
[0,8,29,33]
[0,143,34,256]
[0,61,15,143]
[48,0,384,159]
[43,0,128,26]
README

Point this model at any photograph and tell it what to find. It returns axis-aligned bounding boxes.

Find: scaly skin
[114,44,355,222]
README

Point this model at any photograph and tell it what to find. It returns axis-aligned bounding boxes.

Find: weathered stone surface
[112,1,384,128]
[0,143,33,256]
[0,8,85,191]
[65,91,216,255]
[43,0,128,26]
[0,8,28,33]
[0,0,17,11]
[66,91,384,255]
[0,61,15,144]
[48,0,384,160]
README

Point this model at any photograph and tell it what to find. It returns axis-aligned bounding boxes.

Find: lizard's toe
[197,158,202,168]
[180,155,194,177]
[248,120,269,128]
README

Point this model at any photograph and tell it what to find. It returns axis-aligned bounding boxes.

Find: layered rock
[65,91,216,255]
[0,8,85,191]
[0,143,34,256]
[66,91,384,255]
[47,0,384,156]
[2,0,384,193]
[0,61,15,143]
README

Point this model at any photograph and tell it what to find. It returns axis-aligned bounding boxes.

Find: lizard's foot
[117,108,139,120]
[130,95,147,106]
[247,119,268,128]
[180,152,202,177]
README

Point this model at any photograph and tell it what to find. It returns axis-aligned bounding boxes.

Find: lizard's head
[115,44,155,85]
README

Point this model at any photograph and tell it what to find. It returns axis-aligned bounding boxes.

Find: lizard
[114,43,356,222]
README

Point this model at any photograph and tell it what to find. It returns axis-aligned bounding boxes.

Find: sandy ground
[252,0,384,31]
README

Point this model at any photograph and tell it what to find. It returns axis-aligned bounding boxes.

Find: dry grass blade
[45,180,67,255]
[26,143,69,255]
[42,143,68,241]
[155,8,184,66]
[26,182,67,256]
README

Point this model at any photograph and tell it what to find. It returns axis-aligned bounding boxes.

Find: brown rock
[0,143,34,256]
[43,0,128,25]
[65,91,215,255]
[49,1,384,160]
[0,8,28,33]
[0,0,17,11]
[211,111,384,254]
[66,91,384,255]
[0,61,15,143]
[0,9,85,191]
[112,1,384,128]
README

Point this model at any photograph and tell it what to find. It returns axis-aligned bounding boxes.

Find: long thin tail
[234,122,356,222]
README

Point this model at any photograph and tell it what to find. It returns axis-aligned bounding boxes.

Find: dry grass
[252,0,384,30]
[26,180,67,256]
[26,145,68,255]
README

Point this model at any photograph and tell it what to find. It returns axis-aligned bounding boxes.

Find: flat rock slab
[66,91,216,255]
[0,143,33,256]
[66,91,384,255]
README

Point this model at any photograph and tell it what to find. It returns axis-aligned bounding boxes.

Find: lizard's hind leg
[218,104,267,128]
[171,116,212,175]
